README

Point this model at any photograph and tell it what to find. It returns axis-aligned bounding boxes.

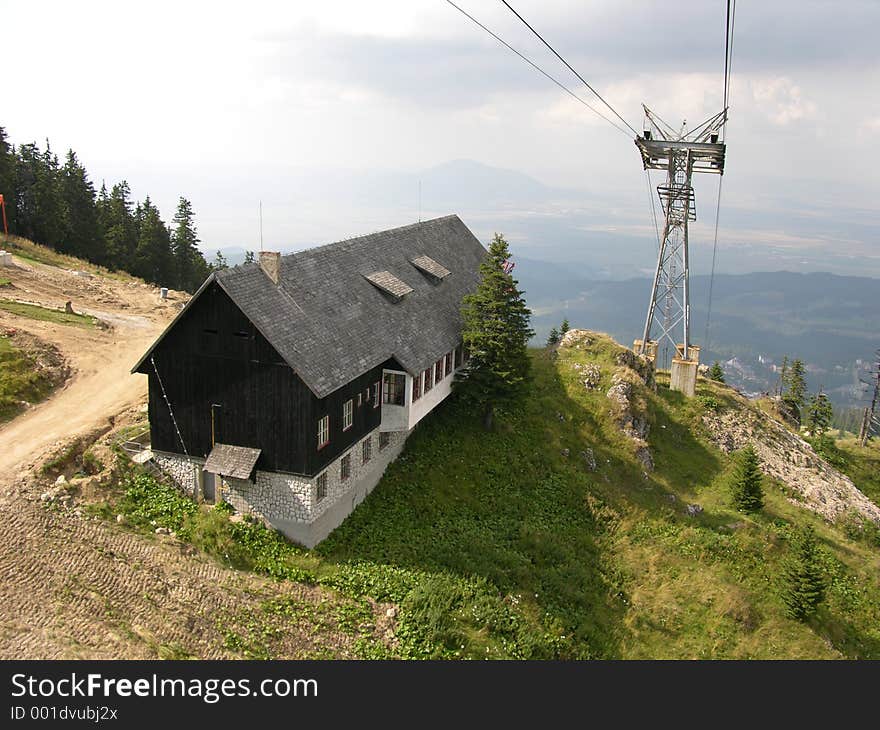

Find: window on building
[383,372,406,406]
[362,436,372,464]
[445,352,453,377]
[435,359,444,383]
[412,372,422,401]
[357,393,362,407]
[343,400,353,431]
[317,415,329,450]
[340,453,351,481]
[364,387,370,403]
[423,367,433,392]
[372,381,380,407]
[379,431,390,451]
[316,472,327,502]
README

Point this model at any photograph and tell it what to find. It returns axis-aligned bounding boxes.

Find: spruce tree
[171,197,210,292]
[777,356,789,397]
[95,182,112,266]
[784,359,807,407]
[0,127,16,232]
[103,181,137,271]
[546,326,560,347]
[560,317,570,334]
[244,250,255,264]
[805,391,833,436]
[730,444,764,513]
[212,250,228,270]
[708,361,725,383]
[133,197,174,285]
[34,141,65,247]
[781,524,825,621]
[13,142,42,241]
[456,233,534,430]
[59,150,100,261]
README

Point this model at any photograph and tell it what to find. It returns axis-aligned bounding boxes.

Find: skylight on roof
[411,255,450,279]
[364,271,414,299]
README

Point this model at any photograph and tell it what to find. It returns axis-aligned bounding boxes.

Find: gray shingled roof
[203,444,262,479]
[213,214,485,398]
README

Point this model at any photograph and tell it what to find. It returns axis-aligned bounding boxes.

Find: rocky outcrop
[606,365,653,473]
[560,329,656,473]
[703,408,880,525]
[571,362,602,390]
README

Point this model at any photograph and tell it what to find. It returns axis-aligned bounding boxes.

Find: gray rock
[686,504,703,516]
[561,448,570,458]
[635,447,654,472]
[580,448,597,471]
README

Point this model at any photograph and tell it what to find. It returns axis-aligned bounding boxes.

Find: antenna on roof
[418,180,422,223]
[259,200,264,252]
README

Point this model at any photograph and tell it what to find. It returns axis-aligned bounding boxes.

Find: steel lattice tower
[634,107,727,394]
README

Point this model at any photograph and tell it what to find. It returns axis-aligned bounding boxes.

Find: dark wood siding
[139,281,384,477]
[140,282,311,473]
[306,365,384,476]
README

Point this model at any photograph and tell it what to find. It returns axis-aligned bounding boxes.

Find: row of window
[412,345,465,402]
[318,381,381,449]
[315,431,392,503]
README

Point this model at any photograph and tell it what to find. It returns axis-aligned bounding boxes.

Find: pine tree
[0,127,16,233]
[776,356,789,397]
[132,197,174,285]
[783,358,807,424]
[456,233,534,430]
[171,197,210,292]
[781,524,825,621]
[546,327,560,347]
[244,250,255,264]
[212,250,228,270]
[805,391,833,436]
[708,361,725,383]
[59,150,100,261]
[560,317,570,334]
[13,142,47,243]
[103,181,137,271]
[784,359,807,406]
[730,444,764,512]
[95,182,112,266]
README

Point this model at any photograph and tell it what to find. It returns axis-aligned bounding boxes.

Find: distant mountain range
[519,262,879,408]
[203,158,880,280]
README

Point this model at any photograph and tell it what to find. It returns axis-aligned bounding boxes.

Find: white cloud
[750,77,817,126]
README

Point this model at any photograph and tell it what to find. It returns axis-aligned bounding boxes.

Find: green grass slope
[99,333,880,659]
[318,333,880,658]
[0,336,56,422]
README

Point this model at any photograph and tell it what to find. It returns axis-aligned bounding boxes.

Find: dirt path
[0,257,172,477]
[0,254,390,658]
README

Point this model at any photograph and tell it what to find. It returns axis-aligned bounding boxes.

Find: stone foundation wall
[150,427,410,547]
[223,472,312,524]
[152,452,202,497]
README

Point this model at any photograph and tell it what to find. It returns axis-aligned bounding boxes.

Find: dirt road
[0,258,170,476]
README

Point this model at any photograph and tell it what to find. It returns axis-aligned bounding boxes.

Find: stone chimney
[259,251,281,285]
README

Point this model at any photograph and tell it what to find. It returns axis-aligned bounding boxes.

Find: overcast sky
[3,1,879,275]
